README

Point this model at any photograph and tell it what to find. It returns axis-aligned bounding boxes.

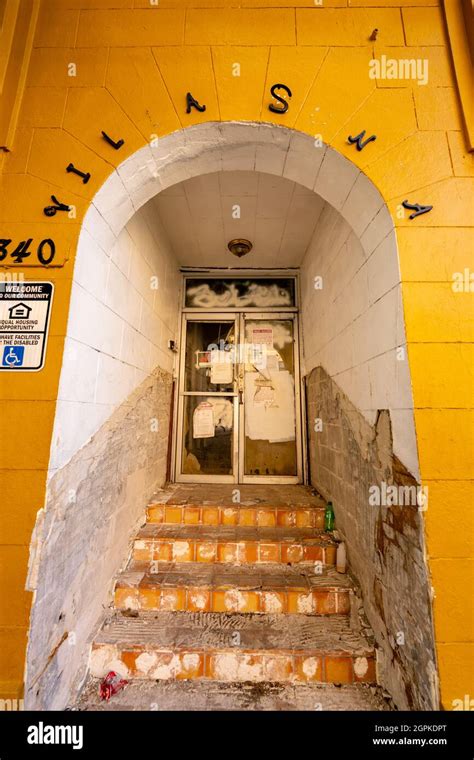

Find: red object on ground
[99,671,128,701]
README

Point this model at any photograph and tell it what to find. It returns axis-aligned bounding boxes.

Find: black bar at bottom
[0,709,472,757]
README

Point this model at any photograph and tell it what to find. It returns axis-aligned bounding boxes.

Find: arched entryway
[50,122,419,478]
[25,122,437,712]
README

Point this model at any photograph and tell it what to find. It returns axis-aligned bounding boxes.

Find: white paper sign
[193,402,215,438]
[265,354,280,371]
[253,385,275,406]
[251,326,273,347]
[210,350,233,384]
[245,370,296,442]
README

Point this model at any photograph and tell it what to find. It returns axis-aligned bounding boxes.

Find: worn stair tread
[74,678,389,712]
[136,524,335,544]
[117,562,353,590]
[150,483,327,509]
[150,501,326,513]
[95,610,372,654]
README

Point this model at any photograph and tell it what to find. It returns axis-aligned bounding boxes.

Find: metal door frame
[174,310,303,485]
[175,312,240,483]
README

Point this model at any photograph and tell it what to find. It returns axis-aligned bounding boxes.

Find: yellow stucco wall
[0,0,472,708]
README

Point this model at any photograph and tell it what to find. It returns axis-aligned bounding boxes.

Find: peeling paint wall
[306,366,438,711]
[25,366,172,710]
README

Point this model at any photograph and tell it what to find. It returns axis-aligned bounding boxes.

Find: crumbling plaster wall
[300,202,437,708]
[25,366,172,710]
[25,203,180,710]
[306,366,438,711]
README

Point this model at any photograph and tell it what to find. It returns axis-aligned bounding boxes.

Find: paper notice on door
[251,326,273,347]
[210,350,233,384]
[245,343,266,372]
[265,353,280,371]
[193,402,215,438]
[253,385,275,406]
[245,370,296,442]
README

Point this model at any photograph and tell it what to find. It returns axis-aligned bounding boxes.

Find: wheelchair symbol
[2,346,25,367]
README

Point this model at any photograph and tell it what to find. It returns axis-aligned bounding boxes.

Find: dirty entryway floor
[73,484,392,711]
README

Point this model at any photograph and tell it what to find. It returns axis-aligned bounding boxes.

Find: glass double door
[175,312,302,483]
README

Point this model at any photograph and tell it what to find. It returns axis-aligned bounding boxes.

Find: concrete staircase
[75,485,389,711]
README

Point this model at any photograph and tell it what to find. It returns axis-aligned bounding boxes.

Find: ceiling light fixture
[227,238,253,258]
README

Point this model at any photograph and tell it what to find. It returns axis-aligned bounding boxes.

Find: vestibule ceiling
[150,171,326,268]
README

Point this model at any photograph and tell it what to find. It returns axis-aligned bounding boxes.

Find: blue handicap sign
[2,345,25,367]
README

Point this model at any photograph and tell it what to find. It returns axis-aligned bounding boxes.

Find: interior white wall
[301,204,419,480]
[49,205,180,475]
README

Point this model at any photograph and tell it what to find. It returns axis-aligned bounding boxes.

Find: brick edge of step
[133,537,337,565]
[114,581,351,615]
[90,643,376,686]
[147,503,326,529]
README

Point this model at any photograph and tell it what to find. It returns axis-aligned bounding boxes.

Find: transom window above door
[184,277,297,310]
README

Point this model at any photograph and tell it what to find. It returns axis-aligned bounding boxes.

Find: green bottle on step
[324,501,335,532]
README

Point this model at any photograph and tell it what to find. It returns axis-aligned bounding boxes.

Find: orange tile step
[147,502,326,529]
[133,524,337,565]
[114,563,352,615]
[90,611,376,686]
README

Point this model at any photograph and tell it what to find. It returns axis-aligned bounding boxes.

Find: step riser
[90,645,376,685]
[133,540,336,565]
[114,585,350,615]
[148,504,325,529]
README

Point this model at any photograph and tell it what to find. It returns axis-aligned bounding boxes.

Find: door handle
[237,364,244,397]
[236,362,244,403]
